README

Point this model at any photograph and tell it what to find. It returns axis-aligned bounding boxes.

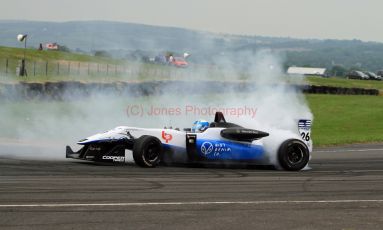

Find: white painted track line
[1,200,383,208]
[315,148,383,153]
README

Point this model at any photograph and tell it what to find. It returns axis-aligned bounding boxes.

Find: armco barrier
[303,85,379,95]
[0,81,379,101]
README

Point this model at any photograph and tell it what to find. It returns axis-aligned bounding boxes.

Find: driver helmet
[191,120,209,133]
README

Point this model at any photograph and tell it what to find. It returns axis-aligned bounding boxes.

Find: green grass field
[0,46,194,83]
[0,46,136,83]
[0,46,122,63]
[307,94,383,146]
[1,47,383,93]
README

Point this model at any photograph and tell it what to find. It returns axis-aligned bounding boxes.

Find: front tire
[278,139,309,171]
[133,135,163,168]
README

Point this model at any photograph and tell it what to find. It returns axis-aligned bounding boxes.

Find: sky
[1,0,382,42]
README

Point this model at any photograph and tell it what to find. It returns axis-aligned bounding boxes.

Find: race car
[66,112,312,171]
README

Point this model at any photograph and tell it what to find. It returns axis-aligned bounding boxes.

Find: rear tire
[278,139,309,171]
[133,135,163,168]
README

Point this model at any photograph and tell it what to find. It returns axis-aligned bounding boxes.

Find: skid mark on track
[302,177,314,192]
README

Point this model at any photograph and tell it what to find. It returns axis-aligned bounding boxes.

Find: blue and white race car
[66,112,312,171]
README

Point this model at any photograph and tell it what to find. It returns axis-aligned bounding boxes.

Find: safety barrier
[0,81,379,101]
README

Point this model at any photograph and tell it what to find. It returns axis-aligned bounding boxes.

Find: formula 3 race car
[66,112,312,171]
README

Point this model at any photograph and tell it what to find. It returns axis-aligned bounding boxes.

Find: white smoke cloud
[0,48,313,166]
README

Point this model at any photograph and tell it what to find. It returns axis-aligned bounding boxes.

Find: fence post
[46,61,48,76]
[57,62,60,75]
[78,62,80,75]
[68,62,71,75]
[33,61,36,76]
[5,59,8,75]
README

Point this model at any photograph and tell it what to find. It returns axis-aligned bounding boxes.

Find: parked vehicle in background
[154,55,168,64]
[364,72,382,81]
[171,57,188,68]
[377,70,383,77]
[347,71,369,80]
[153,53,189,68]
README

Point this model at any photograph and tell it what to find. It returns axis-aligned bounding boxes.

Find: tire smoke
[0,49,312,165]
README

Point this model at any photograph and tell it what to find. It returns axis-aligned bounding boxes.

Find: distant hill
[0,20,206,52]
[1,20,383,72]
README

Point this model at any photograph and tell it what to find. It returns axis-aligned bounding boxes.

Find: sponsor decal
[298,120,312,129]
[89,146,101,151]
[161,131,173,143]
[102,156,125,162]
[201,142,214,155]
[201,142,231,156]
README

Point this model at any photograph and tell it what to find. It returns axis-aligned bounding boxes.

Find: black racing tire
[278,139,309,171]
[133,135,163,168]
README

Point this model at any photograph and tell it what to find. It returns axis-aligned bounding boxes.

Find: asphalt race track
[0,144,383,230]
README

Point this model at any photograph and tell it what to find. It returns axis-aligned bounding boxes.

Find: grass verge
[307,94,383,146]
